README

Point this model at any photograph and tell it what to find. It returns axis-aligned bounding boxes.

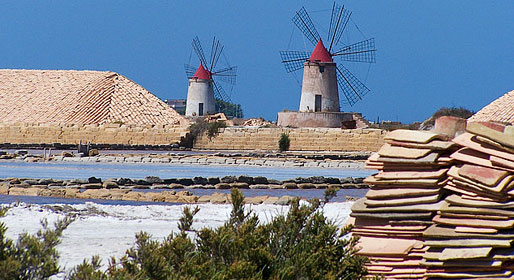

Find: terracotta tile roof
[468,90,514,125]
[0,69,186,125]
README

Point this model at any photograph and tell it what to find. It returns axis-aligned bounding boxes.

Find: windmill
[280,2,376,112]
[184,36,237,117]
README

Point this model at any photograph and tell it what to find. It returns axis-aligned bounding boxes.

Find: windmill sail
[333,38,376,63]
[209,37,224,73]
[292,7,320,46]
[212,80,230,103]
[212,66,237,85]
[279,51,310,73]
[192,36,208,67]
[184,64,197,79]
[336,64,370,106]
[327,3,351,52]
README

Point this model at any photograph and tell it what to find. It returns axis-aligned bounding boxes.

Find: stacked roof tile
[352,122,514,279]
[423,122,514,279]
[351,129,456,279]
[468,90,514,125]
[0,69,185,125]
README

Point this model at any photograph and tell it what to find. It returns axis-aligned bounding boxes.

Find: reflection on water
[0,161,374,181]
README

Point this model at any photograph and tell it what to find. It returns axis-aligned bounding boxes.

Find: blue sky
[1,1,513,123]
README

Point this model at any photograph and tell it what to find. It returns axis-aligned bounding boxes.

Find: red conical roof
[192,64,211,80]
[309,39,333,62]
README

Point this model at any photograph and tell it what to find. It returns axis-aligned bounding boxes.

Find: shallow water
[0,188,367,205]
[0,194,175,206]
[0,161,374,180]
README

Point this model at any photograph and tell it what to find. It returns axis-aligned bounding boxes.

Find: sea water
[0,160,374,180]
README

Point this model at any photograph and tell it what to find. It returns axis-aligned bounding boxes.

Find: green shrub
[0,192,376,280]
[180,119,226,148]
[68,188,372,279]
[0,207,73,279]
[206,121,226,139]
[278,133,290,152]
[215,99,243,118]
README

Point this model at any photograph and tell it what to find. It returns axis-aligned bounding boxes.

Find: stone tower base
[277,111,367,128]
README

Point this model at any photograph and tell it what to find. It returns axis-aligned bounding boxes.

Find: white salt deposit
[0,201,353,278]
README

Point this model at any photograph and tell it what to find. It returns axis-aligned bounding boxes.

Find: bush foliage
[0,190,374,279]
[0,207,73,280]
[215,98,243,118]
[67,189,372,279]
[180,119,227,148]
[278,133,290,152]
[206,121,227,139]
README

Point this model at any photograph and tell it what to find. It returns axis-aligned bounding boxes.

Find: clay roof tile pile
[351,129,457,279]
[468,90,514,125]
[352,122,514,279]
[423,122,514,279]
[0,69,185,125]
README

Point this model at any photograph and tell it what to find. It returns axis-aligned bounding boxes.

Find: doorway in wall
[198,103,204,116]
[315,95,322,112]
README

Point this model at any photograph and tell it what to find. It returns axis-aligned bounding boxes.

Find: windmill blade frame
[192,36,209,68]
[329,5,351,52]
[212,79,231,103]
[209,37,225,73]
[184,63,197,79]
[209,37,217,71]
[292,7,321,46]
[333,38,376,63]
[327,2,337,45]
[336,64,370,106]
[212,66,237,85]
[327,3,351,52]
[280,50,310,73]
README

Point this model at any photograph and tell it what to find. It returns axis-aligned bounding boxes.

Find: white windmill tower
[184,36,237,117]
[280,3,376,113]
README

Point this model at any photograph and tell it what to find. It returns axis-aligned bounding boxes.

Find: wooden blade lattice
[328,3,351,52]
[280,50,310,73]
[333,38,376,63]
[212,80,231,103]
[292,7,320,46]
[213,66,237,85]
[192,36,208,67]
[184,64,196,79]
[336,64,370,106]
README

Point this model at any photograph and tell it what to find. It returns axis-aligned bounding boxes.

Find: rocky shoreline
[0,150,368,169]
[0,175,368,205]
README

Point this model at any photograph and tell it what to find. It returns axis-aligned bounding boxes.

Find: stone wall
[195,127,386,152]
[0,123,385,151]
[0,123,188,145]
